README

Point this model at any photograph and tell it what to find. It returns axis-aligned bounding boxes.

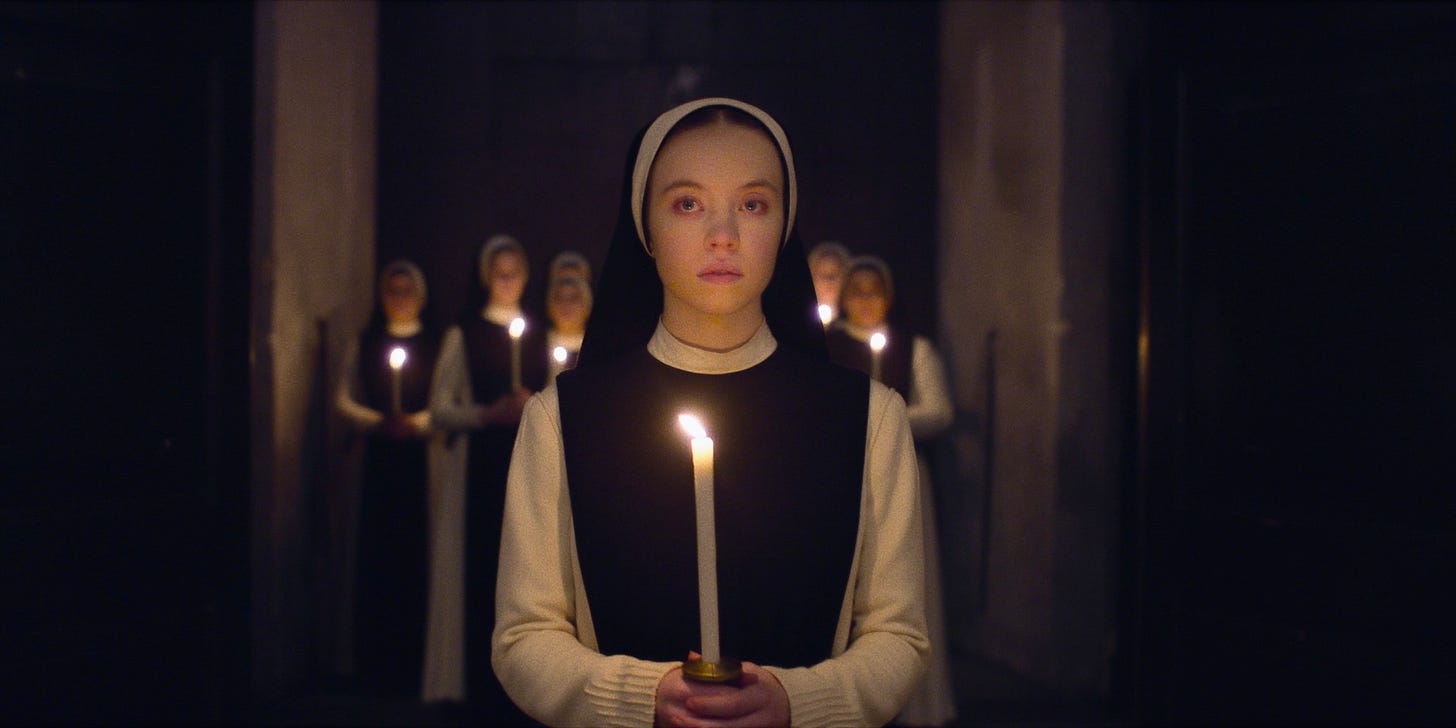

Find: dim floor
[242,652,1119,727]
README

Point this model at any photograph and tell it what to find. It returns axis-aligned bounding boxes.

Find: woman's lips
[698,263,743,284]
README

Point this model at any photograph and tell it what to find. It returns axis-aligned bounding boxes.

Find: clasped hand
[378,411,429,439]
[477,388,531,427]
[656,653,789,728]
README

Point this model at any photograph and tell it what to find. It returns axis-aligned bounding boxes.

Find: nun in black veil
[491,98,928,727]
[428,235,547,716]
[334,260,444,698]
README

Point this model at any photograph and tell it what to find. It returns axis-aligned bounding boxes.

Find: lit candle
[869,332,887,382]
[388,347,407,414]
[677,413,720,666]
[549,345,569,381]
[817,303,833,327]
[508,317,526,390]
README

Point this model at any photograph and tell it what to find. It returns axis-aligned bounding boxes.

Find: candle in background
[677,413,720,666]
[550,345,569,381]
[817,303,833,328]
[509,317,526,390]
[388,347,407,414]
[869,332,887,382]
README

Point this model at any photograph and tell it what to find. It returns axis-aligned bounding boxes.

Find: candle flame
[509,317,526,338]
[817,304,832,326]
[678,413,709,440]
[389,347,407,369]
[553,346,568,363]
[869,332,887,352]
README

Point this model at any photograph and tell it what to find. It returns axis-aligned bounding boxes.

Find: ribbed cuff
[585,658,679,728]
[768,667,858,727]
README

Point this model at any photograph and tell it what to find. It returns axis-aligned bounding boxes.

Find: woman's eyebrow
[657,179,703,192]
[740,178,781,192]
[655,178,782,193]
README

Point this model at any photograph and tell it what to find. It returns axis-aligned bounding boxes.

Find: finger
[684,685,766,720]
[662,670,753,714]
[657,667,694,702]
[656,704,694,728]
[679,681,742,701]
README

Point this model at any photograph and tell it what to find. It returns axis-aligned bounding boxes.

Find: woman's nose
[706,212,738,250]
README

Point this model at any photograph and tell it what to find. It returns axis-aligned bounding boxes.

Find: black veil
[576,99,826,368]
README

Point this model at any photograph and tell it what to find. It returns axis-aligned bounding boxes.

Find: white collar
[548,329,585,351]
[483,303,523,327]
[646,320,777,374]
[387,321,422,337]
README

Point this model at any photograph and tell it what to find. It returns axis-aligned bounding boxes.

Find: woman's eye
[674,197,700,213]
[743,198,770,213]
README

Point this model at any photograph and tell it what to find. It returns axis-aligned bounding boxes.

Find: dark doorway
[1124,2,1456,723]
[0,3,252,722]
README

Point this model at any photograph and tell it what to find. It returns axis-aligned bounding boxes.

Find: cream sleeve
[492,387,680,728]
[763,382,931,727]
[335,337,384,431]
[428,326,481,433]
[906,336,953,441]
[422,328,470,702]
[494,382,928,728]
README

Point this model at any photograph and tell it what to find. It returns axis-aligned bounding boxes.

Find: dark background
[0,1,252,721]
[2,1,1453,724]
[1126,2,1456,722]
[375,1,940,336]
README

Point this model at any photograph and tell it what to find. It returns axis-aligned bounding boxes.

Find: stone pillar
[251,0,378,698]
[938,0,1125,698]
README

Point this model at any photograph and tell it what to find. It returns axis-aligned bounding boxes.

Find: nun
[335,259,444,698]
[827,254,957,727]
[428,234,547,716]
[544,270,592,383]
[492,98,929,727]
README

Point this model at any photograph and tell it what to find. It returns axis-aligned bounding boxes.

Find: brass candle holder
[683,655,743,684]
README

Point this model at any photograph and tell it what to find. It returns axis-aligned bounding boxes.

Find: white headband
[844,254,895,305]
[548,250,592,282]
[808,240,851,266]
[380,259,428,304]
[629,97,797,254]
[478,233,525,284]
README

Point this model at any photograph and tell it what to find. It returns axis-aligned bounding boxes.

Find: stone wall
[250,0,378,697]
[937,0,1128,697]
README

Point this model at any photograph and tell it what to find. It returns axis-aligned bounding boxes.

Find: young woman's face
[380,272,424,325]
[810,255,845,307]
[547,282,590,331]
[486,249,527,307]
[647,122,784,328]
[841,267,890,329]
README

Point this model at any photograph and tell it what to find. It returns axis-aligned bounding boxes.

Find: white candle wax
[508,317,526,390]
[679,414,720,665]
[388,347,407,414]
[869,332,887,382]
